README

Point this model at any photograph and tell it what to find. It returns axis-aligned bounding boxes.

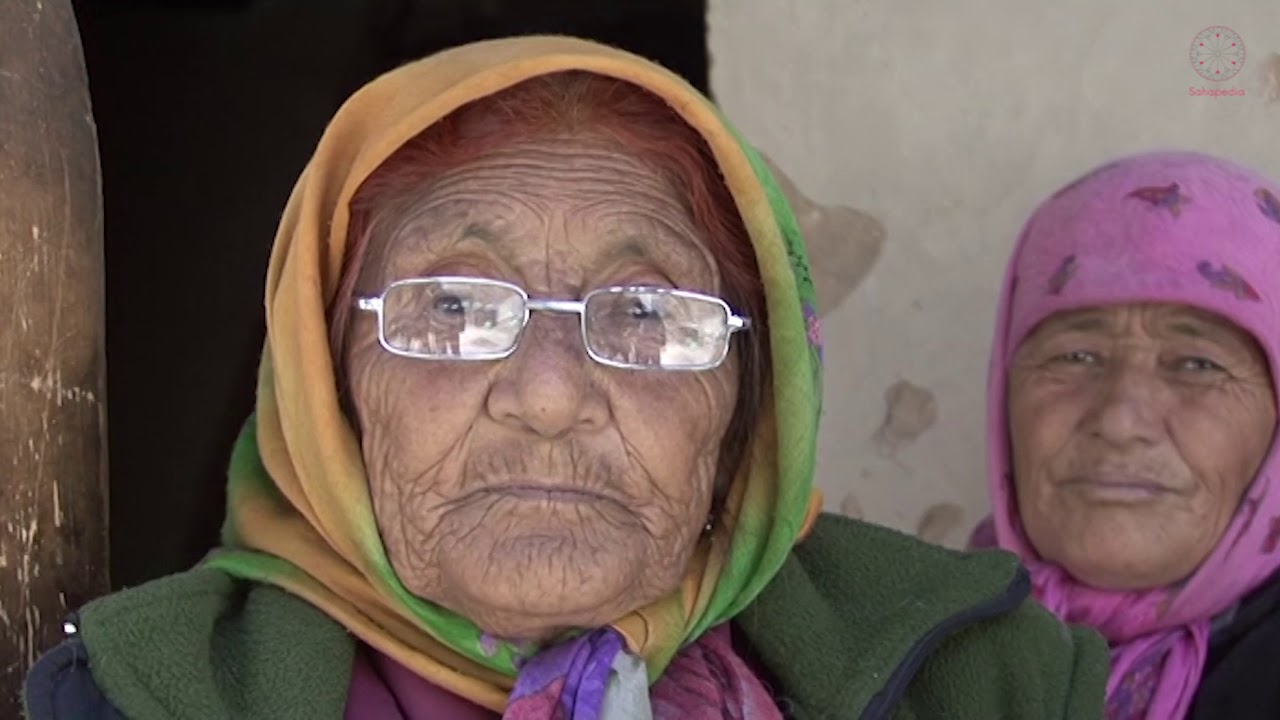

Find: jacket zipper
[858,565,1033,720]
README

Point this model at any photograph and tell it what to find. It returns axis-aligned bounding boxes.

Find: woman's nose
[1085,363,1171,447]
[485,315,611,438]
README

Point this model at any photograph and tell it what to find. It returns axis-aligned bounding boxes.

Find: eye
[1052,350,1100,366]
[1175,356,1225,373]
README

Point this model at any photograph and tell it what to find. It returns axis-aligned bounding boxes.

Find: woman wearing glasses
[26,36,1106,719]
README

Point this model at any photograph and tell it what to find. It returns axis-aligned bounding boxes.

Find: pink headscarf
[980,150,1280,720]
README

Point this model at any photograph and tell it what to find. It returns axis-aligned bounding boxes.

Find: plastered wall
[709,0,1280,546]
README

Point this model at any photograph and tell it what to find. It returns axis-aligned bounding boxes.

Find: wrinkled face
[343,135,740,641]
[1008,302,1276,590]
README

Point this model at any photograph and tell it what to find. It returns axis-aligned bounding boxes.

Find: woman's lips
[477,481,621,505]
[500,485,605,503]
[1061,474,1170,502]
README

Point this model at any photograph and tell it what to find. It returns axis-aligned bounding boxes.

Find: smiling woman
[1009,303,1276,590]
[976,150,1280,720]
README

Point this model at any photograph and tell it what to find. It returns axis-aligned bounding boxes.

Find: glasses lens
[381,279,524,358]
[584,289,730,368]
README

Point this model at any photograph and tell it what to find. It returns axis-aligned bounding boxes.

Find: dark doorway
[72,0,709,589]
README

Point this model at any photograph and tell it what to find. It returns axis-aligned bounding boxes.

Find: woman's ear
[759,152,886,317]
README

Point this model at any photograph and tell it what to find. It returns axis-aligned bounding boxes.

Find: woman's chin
[431,534,653,639]
[444,586,635,643]
[1053,542,1200,592]
[1029,507,1213,591]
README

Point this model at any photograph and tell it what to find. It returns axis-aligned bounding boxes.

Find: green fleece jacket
[26,513,1107,720]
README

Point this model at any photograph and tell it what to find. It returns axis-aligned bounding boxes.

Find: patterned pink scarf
[976,151,1280,720]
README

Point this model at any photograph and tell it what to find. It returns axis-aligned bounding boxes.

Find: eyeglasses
[354,276,751,371]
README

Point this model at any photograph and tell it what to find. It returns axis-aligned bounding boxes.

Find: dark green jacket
[24,514,1107,719]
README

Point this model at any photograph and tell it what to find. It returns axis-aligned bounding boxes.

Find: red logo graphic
[1190,26,1246,81]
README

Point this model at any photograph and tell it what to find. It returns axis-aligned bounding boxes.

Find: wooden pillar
[0,0,109,715]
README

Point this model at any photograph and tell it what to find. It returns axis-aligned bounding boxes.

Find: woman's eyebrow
[1162,319,1259,359]
[596,233,712,285]
[1036,313,1109,337]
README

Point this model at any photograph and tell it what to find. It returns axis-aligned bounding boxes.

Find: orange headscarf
[204,35,823,712]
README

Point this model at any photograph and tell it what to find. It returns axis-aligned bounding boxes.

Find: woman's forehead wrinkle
[538,226,579,292]
[382,190,533,259]
[1156,308,1249,342]
[409,187,545,232]
[1036,305,1254,347]
[359,134,729,300]
[563,180,716,289]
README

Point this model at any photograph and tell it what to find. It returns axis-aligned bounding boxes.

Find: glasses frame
[354,276,752,371]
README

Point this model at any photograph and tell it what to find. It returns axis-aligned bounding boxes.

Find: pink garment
[980,151,1280,720]
[345,624,781,719]
[649,624,782,720]
[346,642,497,719]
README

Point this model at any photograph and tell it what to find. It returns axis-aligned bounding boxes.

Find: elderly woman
[26,36,1106,719]
[975,150,1280,719]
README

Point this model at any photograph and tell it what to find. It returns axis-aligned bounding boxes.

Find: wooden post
[0,0,109,714]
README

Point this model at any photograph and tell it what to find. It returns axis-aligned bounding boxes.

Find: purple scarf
[347,624,781,719]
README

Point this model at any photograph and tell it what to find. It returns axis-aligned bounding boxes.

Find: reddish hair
[328,71,769,500]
